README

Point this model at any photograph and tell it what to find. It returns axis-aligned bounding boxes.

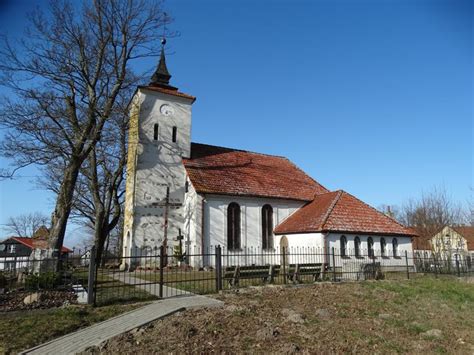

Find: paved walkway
[21,295,223,355]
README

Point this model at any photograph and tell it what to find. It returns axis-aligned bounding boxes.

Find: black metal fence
[1,246,473,307]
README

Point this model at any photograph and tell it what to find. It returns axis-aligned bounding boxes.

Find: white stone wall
[278,233,326,265]
[202,195,306,266]
[182,176,204,267]
[124,88,194,261]
[326,233,414,268]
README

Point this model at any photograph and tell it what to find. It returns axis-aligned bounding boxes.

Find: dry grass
[0,303,146,354]
[97,276,474,354]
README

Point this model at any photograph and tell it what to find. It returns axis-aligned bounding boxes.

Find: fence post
[215,245,222,292]
[372,251,376,279]
[405,250,409,280]
[455,254,460,277]
[159,246,164,298]
[87,246,96,305]
[332,247,336,282]
[282,247,287,285]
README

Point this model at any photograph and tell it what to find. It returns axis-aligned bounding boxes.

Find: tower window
[261,204,273,250]
[172,126,177,143]
[153,124,159,140]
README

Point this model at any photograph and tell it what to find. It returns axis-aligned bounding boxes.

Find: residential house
[0,226,72,271]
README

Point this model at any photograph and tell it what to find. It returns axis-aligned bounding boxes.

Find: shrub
[24,272,61,290]
[0,272,7,289]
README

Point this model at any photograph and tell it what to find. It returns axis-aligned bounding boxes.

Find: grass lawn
[97,275,474,354]
[0,303,146,354]
[94,272,158,305]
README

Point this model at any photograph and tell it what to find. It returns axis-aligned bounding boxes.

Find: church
[122,45,416,269]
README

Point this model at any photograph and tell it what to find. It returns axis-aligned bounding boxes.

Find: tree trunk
[48,158,82,268]
[93,209,107,267]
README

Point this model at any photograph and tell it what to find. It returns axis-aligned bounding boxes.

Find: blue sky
[0,0,472,245]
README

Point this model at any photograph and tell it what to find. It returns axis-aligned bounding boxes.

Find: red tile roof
[183,143,328,201]
[274,190,417,236]
[11,237,72,253]
[452,226,474,250]
[139,85,196,102]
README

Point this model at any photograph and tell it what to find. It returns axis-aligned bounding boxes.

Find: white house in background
[121,45,417,269]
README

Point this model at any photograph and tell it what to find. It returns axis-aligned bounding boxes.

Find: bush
[24,272,61,290]
[0,272,7,289]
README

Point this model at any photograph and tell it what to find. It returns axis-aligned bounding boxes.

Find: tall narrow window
[153,124,159,140]
[368,237,374,258]
[392,238,398,258]
[380,238,386,257]
[261,204,273,250]
[354,236,361,258]
[172,126,177,143]
[185,181,189,193]
[227,203,241,250]
[340,235,347,257]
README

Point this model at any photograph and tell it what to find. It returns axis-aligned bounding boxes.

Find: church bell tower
[122,39,196,266]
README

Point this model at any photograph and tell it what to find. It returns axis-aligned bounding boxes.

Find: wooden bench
[223,265,281,286]
[287,263,324,283]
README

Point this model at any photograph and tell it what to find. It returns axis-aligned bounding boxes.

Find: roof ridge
[319,190,344,230]
[191,142,288,159]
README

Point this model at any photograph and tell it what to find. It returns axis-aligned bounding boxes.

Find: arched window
[354,236,361,258]
[340,235,347,257]
[261,204,273,250]
[227,203,241,250]
[380,238,386,257]
[153,124,159,140]
[172,126,177,143]
[368,237,374,258]
[392,238,398,257]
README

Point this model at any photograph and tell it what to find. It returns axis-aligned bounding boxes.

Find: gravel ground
[0,290,78,312]
[85,278,474,354]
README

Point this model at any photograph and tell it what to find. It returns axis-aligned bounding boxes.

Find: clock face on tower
[160,104,174,116]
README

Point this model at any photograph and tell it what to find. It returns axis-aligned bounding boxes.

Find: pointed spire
[150,38,173,87]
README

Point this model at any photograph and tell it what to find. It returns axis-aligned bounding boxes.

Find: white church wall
[182,176,205,268]
[326,233,414,271]
[124,88,194,264]
[278,233,326,265]
[203,195,306,266]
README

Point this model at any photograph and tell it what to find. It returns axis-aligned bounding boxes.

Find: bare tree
[0,0,172,257]
[468,187,474,226]
[40,92,129,264]
[399,186,466,237]
[377,204,401,221]
[3,212,49,237]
